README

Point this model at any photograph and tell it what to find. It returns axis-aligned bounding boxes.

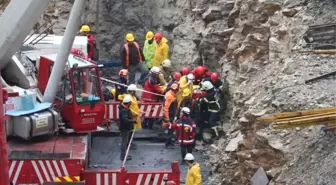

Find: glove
[184,127,191,132]
[162,122,170,128]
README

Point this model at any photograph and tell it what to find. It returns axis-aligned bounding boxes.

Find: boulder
[225,132,244,152]
[282,8,298,17]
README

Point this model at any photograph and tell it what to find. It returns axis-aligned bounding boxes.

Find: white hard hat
[123,95,132,103]
[187,73,195,80]
[127,84,137,91]
[184,153,195,161]
[181,107,190,115]
[202,81,214,91]
[162,59,172,68]
[151,66,160,74]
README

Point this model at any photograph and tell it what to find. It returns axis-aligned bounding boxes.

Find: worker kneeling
[119,95,136,161]
[163,107,196,162]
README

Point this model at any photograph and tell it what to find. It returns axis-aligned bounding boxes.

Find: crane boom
[0,0,53,69]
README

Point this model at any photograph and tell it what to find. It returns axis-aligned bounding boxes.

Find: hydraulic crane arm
[0,0,53,69]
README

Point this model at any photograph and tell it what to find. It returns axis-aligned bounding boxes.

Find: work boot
[120,155,132,161]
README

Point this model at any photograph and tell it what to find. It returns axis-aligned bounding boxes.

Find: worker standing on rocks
[163,83,179,148]
[153,33,169,67]
[143,31,157,70]
[119,95,136,161]
[163,107,196,162]
[79,25,99,61]
[115,69,128,100]
[158,59,174,86]
[121,33,148,84]
[184,153,202,185]
[199,81,221,138]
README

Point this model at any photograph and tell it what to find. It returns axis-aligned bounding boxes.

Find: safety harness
[124,42,143,67]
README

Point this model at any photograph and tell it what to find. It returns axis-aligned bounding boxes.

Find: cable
[121,128,136,168]
[100,77,165,97]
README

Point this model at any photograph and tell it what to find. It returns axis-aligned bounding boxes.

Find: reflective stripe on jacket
[185,163,202,185]
[200,89,220,113]
[153,37,169,67]
[143,40,157,68]
[124,42,143,67]
[171,116,196,145]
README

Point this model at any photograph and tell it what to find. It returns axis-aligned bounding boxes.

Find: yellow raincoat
[153,37,169,67]
[176,75,193,108]
[185,163,202,185]
[118,94,142,130]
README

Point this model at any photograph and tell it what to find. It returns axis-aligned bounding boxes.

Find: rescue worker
[141,67,165,129]
[119,95,136,161]
[118,84,142,149]
[176,89,193,117]
[121,33,148,84]
[79,25,99,61]
[181,67,191,76]
[184,153,202,185]
[177,73,195,109]
[158,59,174,86]
[193,66,206,85]
[163,107,196,161]
[163,83,179,148]
[199,81,220,137]
[153,33,169,67]
[115,69,128,100]
[143,31,157,69]
[166,72,182,92]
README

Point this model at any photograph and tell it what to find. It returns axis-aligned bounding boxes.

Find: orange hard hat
[154,33,163,41]
[211,72,219,83]
[181,67,190,76]
[170,83,179,90]
[119,69,128,76]
[173,72,182,81]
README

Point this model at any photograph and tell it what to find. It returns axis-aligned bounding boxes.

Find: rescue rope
[121,128,136,168]
[100,77,165,97]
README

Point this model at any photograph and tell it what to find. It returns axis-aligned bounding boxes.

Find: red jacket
[171,116,196,145]
[141,80,164,102]
[87,34,95,60]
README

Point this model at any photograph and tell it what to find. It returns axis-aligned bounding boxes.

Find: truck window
[72,67,101,105]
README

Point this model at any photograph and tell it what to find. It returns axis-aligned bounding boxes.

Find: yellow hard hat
[146,31,154,40]
[126,33,135,42]
[80,25,90,32]
[182,88,191,97]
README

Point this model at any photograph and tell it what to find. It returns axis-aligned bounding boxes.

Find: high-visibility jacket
[177,75,193,108]
[185,163,202,185]
[170,116,196,145]
[164,90,177,122]
[199,89,220,113]
[158,65,173,86]
[118,94,142,130]
[121,42,144,68]
[153,37,169,67]
[143,40,157,68]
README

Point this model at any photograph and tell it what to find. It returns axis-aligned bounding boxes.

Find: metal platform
[87,132,209,184]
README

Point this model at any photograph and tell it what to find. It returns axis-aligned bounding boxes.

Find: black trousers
[165,129,174,146]
[180,144,193,160]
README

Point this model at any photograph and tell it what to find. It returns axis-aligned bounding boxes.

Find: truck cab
[37,53,105,133]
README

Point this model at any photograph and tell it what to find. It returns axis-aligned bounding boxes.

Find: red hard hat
[195,66,205,77]
[205,71,211,77]
[173,72,182,81]
[181,67,190,76]
[154,33,163,41]
[211,72,219,83]
[202,65,208,72]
